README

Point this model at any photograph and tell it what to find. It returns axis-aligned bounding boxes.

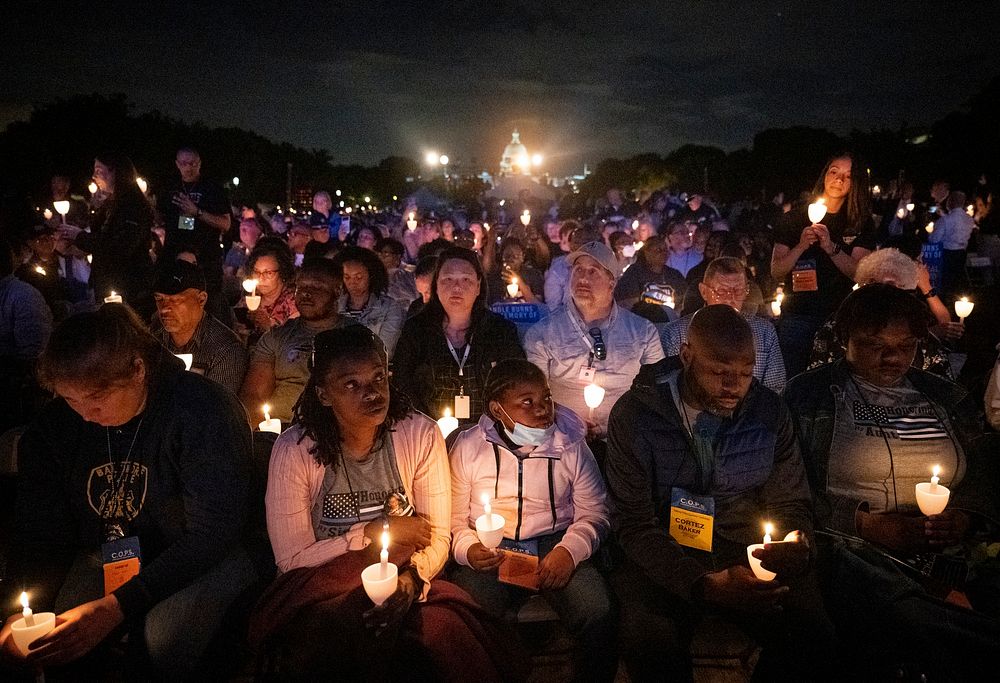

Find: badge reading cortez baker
[102,536,141,595]
[669,488,715,552]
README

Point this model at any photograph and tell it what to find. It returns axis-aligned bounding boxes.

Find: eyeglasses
[704,284,750,300]
[252,269,280,280]
[589,327,607,361]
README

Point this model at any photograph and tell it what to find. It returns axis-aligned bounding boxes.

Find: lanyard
[446,335,471,377]
[568,303,615,366]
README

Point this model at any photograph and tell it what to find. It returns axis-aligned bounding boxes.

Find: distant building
[499,130,530,176]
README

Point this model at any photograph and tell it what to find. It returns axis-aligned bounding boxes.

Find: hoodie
[449,405,609,568]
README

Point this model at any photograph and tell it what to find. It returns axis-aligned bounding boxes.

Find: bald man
[605,305,836,681]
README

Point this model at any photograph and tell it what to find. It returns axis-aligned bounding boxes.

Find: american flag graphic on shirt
[321,492,385,532]
[852,401,948,440]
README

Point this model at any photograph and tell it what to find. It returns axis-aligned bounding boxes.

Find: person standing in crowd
[223,215,264,279]
[662,257,786,392]
[784,284,1000,680]
[1,305,258,679]
[928,190,975,301]
[151,259,247,396]
[449,359,616,681]
[240,258,353,425]
[285,221,312,267]
[393,247,524,426]
[665,220,702,277]
[42,174,89,228]
[606,305,837,682]
[158,147,233,321]
[330,246,406,355]
[543,221,588,310]
[771,151,876,376]
[308,190,341,240]
[613,233,687,310]
[237,237,298,345]
[377,237,418,304]
[677,192,718,225]
[525,241,664,457]
[58,152,155,317]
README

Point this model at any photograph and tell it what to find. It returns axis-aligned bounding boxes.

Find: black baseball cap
[153,258,206,294]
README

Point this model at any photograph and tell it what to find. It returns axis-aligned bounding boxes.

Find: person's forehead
[705,271,746,287]
[176,152,199,163]
[854,321,916,342]
[439,259,476,276]
[154,288,201,300]
[572,254,604,271]
[694,345,755,367]
[328,354,385,380]
[297,273,336,288]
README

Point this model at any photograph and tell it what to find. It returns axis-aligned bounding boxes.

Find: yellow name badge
[668,488,715,552]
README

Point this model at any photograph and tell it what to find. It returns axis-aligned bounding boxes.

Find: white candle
[20,592,34,627]
[925,221,935,234]
[584,382,606,421]
[916,466,950,516]
[475,492,505,549]
[520,210,531,226]
[104,291,123,304]
[955,296,974,322]
[437,407,459,437]
[896,207,907,219]
[407,212,417,231]
[258,404,282,434]
[43,208,53,220]
[482,492,491,517]
[905,202,915,212]
[53,200,70,224]
[746,522,778,581]
[807,198,827,225]
[88,181,98,195]
[770,300,782,317]
[763,522,774,544]
[930,464,941,491]
[34,265,46,276]
[242,278,258,295]
[506,277,520,299]
[380,530,390,579]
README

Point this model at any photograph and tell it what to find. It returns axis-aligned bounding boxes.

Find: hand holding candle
[954,296,974,322]
[916,464,950,516]
[747,522,777,581]
[475,493,506,549]
[506,277,520,299]
[103,291,123,304]
[362,528,397,605]
[807,198,827,225]
[10,592,55,655]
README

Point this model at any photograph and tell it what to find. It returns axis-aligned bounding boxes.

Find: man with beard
[605,305,837,682]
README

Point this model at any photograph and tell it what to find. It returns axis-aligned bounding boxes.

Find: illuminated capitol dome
[499,130,531,176]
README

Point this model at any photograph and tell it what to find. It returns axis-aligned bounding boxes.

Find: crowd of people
[1,145,999,681]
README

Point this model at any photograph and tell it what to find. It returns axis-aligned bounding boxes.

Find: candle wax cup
[362,562,398,606]
[245,294,262,311]
[258,418,282,434]
[915,482,950,516]
[475,512,506,549]
[746,543,778,582]
[10,612,56,655]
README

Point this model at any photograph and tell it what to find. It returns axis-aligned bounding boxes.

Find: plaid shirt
[155,313,248,396]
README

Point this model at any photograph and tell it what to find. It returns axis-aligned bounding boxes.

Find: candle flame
[443,407,451,418]
[932,465,941,477]
[381,530,390,551]
[19,592,28,609]
[262,404,271,418]
[763,522,774,537]
[481,492,489,506]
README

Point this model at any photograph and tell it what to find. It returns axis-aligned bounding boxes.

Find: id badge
[791,259,818,292]
[498,538,540,591]
[578,366,596,383]
[454,394,471,419]
[668,488,715,552]
[102,536,141,595]
[178,215,196,231]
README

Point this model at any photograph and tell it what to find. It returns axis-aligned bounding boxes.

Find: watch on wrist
[922,288,939,299]
[829,242,842,256]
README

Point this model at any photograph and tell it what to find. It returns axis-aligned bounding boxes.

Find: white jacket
[449,405,609,568]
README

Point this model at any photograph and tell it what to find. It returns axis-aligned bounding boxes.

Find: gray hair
[854,248,918,290]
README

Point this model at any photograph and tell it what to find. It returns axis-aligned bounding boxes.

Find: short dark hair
[414,255,439,278]
[483,359,547,411]
[375,237,404,256]
[299,256,342,282]
[703,257,746,281]
[38,304,162,390]
[687,304,754,360]
[331,245,389,296]
[833,283,929,345]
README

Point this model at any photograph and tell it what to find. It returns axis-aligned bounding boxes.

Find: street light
[425,151,440,166]
[531,153,543,167]
[232,176,240,187]
[439,154,449,166]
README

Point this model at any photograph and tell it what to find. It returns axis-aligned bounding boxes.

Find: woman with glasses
[392,247,525,428]
[331,246,406,355]
[239,237,298,344]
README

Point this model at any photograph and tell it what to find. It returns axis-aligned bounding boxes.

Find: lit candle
[583,382,606,421]
[521,209,531,226]
[916,465,950,516]
[34,265,46,276]
[406,212,417,231]
[925,221,934,234]
[88,181,98,195]
[20,592,34,627]
[258,404,282,434]
[482,492,491,517]
[955,296,974,322]
[53,200,70,224]
[43,208,53,221]
[437,407,459,437]
[896,207,907,219]
[104,291,123,304]
[906,202,915,212]
[807,198,827,225]
[763,522,774,544]
[475,492,505,549]
[242,278,258,295]
[506,277,520,299]
[380,530,390,579]
[136,177,148,194]
[770,300,782,317]
[966,204,975,217]
[746,522,778,581]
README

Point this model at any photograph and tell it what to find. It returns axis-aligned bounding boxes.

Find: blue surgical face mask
[497,405,556,446]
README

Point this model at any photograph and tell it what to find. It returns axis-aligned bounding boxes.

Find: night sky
[3,1,998,175]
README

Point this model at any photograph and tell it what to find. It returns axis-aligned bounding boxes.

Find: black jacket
[606,357,814,601]
[8,353,253,621]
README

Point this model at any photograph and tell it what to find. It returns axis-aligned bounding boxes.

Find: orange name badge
[791,259,819,292]
[497,538,540,591]
[102,536,141,595]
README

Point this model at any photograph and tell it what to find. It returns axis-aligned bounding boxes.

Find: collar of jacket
[477,404,587,459]
[630,356,762,425]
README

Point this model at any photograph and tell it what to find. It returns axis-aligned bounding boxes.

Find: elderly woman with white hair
[807,248,958,377]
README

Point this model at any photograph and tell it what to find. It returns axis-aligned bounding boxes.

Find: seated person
[406,255,438,318]
[259,326,512,678]
[449,360,616,681]
[808,248,960,378]
[613,233,686,311]
[151,259,247,395]
[485,237,544,304]
[234,237,298,346]
[606,305,837,682]
[377,237,418,305]
[784,284,1000,680]
[1,304,257,679]
[240,258,354,424]
[662,257,785,392]
[331,246,406,355]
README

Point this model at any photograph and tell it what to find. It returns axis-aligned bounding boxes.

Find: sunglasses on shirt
[589,327,607,361]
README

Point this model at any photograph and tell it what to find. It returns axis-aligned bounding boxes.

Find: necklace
[102,414,145,531]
